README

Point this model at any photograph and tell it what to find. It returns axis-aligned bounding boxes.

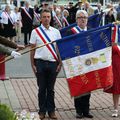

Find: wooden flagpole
[0,40,55,64]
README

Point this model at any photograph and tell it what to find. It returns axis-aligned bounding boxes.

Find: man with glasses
[67,10,93,119]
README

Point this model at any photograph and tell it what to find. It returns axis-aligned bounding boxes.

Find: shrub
[0,104,17,120]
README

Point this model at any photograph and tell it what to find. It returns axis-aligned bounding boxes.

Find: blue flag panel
[57,24,112,61]
[87,13,103,28]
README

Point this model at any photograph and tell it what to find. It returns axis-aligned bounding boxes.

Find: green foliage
[0,104,17,120]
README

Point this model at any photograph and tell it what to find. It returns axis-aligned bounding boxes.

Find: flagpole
[0,41,55,64]
[102,0,106,26]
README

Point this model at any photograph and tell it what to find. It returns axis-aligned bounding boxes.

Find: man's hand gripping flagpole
[0,40,55,64]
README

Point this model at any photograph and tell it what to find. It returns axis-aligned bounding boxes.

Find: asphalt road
[6,44,65,78]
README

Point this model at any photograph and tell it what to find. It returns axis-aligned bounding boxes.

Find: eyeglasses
[77,16,88,19]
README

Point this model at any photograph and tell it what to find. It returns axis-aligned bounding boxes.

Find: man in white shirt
[30,9,61,120]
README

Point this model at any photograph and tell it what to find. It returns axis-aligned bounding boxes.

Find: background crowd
[0,1,120,45]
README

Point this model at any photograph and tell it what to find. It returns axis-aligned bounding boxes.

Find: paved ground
[0,78,120,120]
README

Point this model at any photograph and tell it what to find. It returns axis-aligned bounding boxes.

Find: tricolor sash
[21,7,32,20]
[54,15,62,28]
[71,26,82,34]
[4,12,14,25]
[34,11,40,21]
[63,16,69,26]
[35,26,58,61]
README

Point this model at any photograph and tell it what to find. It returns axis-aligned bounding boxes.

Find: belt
[34,58,57,63]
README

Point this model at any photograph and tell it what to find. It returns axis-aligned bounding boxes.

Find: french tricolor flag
[57,24,113,97]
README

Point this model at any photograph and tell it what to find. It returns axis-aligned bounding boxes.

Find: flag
[60,13,103,38]
[0,54,6,80]
[57,24,113,97]
[87,13,103,29]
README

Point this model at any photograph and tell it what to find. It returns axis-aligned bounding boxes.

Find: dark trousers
[74,93,91,115]
[24,32,31,45]
[35,59,58,114]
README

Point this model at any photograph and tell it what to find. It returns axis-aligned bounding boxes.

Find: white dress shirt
[78,26,87,31]
[30,24,61,61]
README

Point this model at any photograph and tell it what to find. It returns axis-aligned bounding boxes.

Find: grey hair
[24,0,30,5]
[76,10,88,18]
[63,9,69,14]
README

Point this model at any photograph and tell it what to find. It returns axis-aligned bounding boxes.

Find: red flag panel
[0,55,6,80]
[67,66,113,97]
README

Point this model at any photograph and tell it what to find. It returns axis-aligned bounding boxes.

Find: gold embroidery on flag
[85,59,92,66]
[86,36,93,52]
[74,46,80,55]
[91,57,99,64]
[65,59,74,77]
[80,74,89,84]
[99,53,106,63]
[95,71,101,88]
[100,32,110,47]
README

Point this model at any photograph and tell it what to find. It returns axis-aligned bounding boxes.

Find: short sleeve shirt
[30,24,61,61]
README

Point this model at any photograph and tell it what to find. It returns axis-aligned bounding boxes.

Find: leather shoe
[83,113,93,118]
[39,113,45,120]
[76,113,83,118]
[49,112,57,119]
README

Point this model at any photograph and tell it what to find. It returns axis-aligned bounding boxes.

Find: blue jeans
[35,59,58,114]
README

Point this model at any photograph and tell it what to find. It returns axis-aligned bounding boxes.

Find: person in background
[77,0,83,10]
[105,29,120,117]
[66,2,78,24]
[62,9,70,27]
[39,2,49,14]
[48,5,55,27]
[67,10,93,119]
[116,2,120,13]
[1,5,16,42]
[84,2,94,16]
[94,3,102,14]
[53,8,63,29]
[20,1,34,45]
[106,4,117,20]
[0,8,3,36]
[30,9,62,120]
[116,2,120,21]
[14,7,22,42]
[105,8,115,25]
[33,5,40,29]
[60,5,65,17]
